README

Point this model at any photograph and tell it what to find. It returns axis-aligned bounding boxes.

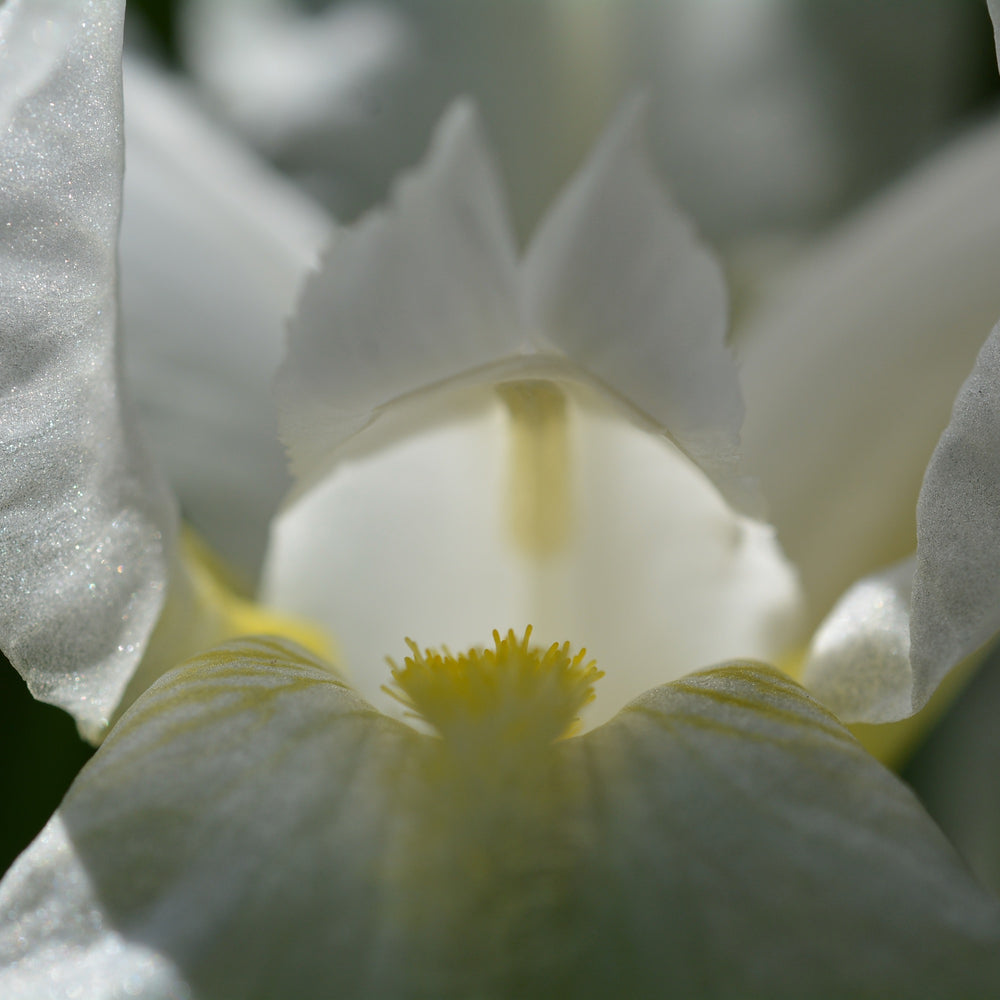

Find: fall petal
[802,319,1000,723]
[3,650,998,997]
[567,664,1000,997]
[0,639,413,999]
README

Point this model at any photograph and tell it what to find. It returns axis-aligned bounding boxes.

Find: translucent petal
[120,59,331,583]
[0,0,175,732]
[3,650,998,998]
[739,114,1000,620]
[262,384,803,729]
[522,98,754,514]
[910,320,1000,709]
[276,100,523,487]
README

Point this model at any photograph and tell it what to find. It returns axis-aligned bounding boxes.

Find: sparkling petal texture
[2,644,998,998]
[739,113,1000,622]
[276,100,523,487]
[0,0,175,733]
[522,98,754,514]
[120,59,331,582]
[911,321,1000,709]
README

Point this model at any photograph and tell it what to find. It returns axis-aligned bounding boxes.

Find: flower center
[385,626,602,748]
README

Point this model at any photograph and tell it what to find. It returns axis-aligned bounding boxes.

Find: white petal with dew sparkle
[276,100,523,488]
[739,113,1000,622]
[0,0,175,735]
[910,320,1000,711]
[120,59,331,583]
[2,645,998,998]
[523,97,753,514]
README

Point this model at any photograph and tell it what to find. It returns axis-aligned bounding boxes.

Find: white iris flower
[3,3,1000,997]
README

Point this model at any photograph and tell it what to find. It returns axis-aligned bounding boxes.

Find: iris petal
[3,642,997,998]
[0,0,174,735]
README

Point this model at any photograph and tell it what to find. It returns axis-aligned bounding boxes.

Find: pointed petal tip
[522,93,745,510]
[277,96,521,487]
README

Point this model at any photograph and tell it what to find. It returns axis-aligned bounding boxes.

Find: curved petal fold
[0,638,412,999]
[0,0,175,733]
[3,646,998,998]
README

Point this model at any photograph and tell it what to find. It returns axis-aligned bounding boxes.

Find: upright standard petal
[0,1,175,733]
[522,98,754,513]
[265,101,803,721]
[120,59,331,583]
[2,643,998,998]
[276,100,523,487]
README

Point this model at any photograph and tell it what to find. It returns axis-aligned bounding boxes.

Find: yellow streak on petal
[177,528,336,662]
[98,527,338,739]
[776,644,982,770]
[849,650,983,769]
[497,380,572,557]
